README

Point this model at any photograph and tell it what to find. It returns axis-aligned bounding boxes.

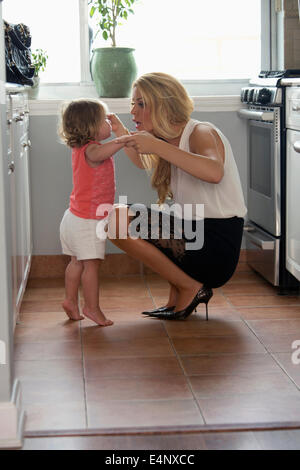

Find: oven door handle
[238,109,274,122]
[293,141,300,153]
[243,228,275,250]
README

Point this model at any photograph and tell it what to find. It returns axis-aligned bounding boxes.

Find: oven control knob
[258,88,272,105]
[248,89,255,102]
[241,88,249,102]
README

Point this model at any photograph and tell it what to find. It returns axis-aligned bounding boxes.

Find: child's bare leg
[62,257,84,321]
[81,259,113,327]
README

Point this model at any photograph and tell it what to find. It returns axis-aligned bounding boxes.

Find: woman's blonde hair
[133,73,194,204]
[59,99,107,148]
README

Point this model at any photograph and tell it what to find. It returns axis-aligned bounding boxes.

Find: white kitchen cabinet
[286,129,300,282]
[6,87,32,326]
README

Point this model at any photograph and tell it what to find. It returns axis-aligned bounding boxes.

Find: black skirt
[128,204,244,288]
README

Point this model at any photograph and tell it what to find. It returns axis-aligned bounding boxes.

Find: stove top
[250,70,300,88]
[259,70,300,79]
[241,70,300,105]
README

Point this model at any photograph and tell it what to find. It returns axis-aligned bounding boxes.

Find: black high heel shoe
[141,306,175,316]
[156,287,213,321]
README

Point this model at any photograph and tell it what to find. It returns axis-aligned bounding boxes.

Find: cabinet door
[10,93,32,323]
[286,129,300,282]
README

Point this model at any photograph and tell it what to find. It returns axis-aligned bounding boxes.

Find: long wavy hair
[133,73,194,204]
[59,99,107,148]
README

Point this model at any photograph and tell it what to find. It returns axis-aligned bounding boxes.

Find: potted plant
[28,48,48,99]
[89,0,138,98]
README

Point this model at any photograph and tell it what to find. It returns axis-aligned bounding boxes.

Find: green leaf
[102,30,108,40]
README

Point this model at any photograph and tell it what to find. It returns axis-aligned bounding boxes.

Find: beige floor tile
[21,377,85,405]
[259,334,300,353]
[189,372,297,398]
[181,353,280,376]
[226,271,267,284]
[254,429,300,450]
[14,324,80,343]
[81,320,166,343]
[86,376,193,401]
[202,431,261,450]
[24,402,86,432]
[227,295,300,308]
[87,399,204,429]
[172,335,266,355]
[198,307,242,321]
[82,337,175,358]
[222,282,277,295]
[27,278,65,289]
[14,341,82,361]
[272,352,300,387]
[23,287,65,301]
[236,306,300,320]
[14,358,83,381]
[17,312,75,328]
[247,319,300,336]
[84,356,183,380]
[197,391,300,425]
[164,318,254,338]
[90,296,155,311]
[20,299,67,313]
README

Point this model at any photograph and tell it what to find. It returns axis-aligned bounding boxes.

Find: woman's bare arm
[116,124,225,182]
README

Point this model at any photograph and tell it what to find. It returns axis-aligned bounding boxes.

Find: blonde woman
[108,73,247,320]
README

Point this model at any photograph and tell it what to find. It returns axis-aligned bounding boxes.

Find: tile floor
[14,261,300,449]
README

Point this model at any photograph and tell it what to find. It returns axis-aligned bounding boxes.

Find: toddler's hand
[107,113,127,136]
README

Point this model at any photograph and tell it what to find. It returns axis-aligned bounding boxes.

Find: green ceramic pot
[91,47,137,98]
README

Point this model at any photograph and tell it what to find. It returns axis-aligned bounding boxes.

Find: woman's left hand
[115,131,157,154]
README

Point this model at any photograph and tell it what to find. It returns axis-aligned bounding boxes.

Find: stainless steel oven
[239,70,300,291]
[245,106,281,237]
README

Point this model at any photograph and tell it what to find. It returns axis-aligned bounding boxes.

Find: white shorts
[59,209,107,260]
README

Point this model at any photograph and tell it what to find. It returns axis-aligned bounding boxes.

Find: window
[3,0,81,83]
[90,0,262,80]
[3,0,263,84]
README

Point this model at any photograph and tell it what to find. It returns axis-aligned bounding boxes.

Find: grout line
[217,292,300,389]
[143,275,207,425]
[270,353,300,392]
[79,294,89,430]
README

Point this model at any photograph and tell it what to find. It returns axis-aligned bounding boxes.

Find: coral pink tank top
[69,141,115,220]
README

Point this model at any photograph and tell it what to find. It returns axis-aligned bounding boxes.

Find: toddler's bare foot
[83,307,114,327]
[62,299,84,321]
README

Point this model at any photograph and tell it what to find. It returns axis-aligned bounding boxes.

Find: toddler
[59,99,124,326]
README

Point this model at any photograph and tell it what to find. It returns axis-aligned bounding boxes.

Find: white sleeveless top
[170,119,247,219]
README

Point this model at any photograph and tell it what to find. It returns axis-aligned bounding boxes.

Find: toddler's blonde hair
[59,99,107,148]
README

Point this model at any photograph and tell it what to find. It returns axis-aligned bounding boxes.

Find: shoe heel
[205,302,209,321]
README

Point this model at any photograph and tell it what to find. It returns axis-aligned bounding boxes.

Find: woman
[108,72,247,320]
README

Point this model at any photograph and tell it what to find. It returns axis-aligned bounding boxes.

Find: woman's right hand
[107,113,129,137]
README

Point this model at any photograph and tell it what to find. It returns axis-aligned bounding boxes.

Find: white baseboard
[0,380,26,449]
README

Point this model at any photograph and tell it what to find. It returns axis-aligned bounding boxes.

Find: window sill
[27,79,246,115]
[28,96,243,116]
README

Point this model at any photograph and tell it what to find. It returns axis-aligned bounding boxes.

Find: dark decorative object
[4,20,35,86]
